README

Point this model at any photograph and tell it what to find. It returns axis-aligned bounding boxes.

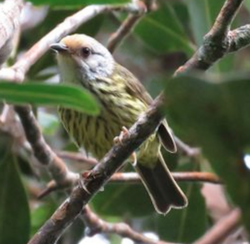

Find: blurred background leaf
[91,183,155,217]
[134,2,194,56]
[0,134,30,244]
[31,201,57,236]
[164,74,250,233]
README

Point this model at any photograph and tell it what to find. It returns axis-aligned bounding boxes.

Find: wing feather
[115,63,176,152]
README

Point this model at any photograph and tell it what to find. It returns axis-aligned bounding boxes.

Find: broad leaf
[0,135,30,244]
[31,202,57,236]
[91,183,154,217]
[164,74,250,232]
[134,3,194,55]
[0,82,100,115]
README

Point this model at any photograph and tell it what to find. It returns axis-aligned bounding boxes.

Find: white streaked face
[51,34,115,84]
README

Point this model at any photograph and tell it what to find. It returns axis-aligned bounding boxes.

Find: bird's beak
[50,43,69,52]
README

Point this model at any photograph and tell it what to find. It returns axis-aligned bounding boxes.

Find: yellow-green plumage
[59,64,149,160]
[52,34,187,214]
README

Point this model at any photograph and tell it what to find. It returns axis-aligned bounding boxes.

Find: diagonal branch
[107,13,144,53]
[175,0,244,74]
[27,94,165,244]
[14,105,79,188]
[194,208,241,244]
[0,2,144,82]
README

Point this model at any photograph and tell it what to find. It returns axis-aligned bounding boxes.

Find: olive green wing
[115,63,153,104]
[115,63,177,153]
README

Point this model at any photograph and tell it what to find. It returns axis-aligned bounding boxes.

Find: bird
[50,34,187,214]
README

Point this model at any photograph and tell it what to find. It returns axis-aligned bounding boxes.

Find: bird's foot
[113,126,137,167]
[113,126,128,145]
[79,171,91,194]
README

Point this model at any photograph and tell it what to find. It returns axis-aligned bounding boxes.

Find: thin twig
[0,2,143,81]
[195,209,241,244]
[82,206,172,244]
[175,0,244,74]
[110,172,221,184]
[14,105,79,188]
[38,171,221,199]
[174,136,201,158]
[107,13,144,53]
[107,0,147,53]
[56,150,97,166]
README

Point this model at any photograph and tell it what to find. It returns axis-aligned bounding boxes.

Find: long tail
[134,153,188,214]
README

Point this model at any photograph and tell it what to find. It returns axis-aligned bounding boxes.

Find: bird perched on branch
[51,34,187,214]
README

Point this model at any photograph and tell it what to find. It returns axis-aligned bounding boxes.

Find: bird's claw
[131,151,137,167]
[113,126,128,145]
[114,126,137,166]
[79,171,91,194]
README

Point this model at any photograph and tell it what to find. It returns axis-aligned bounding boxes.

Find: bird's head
[50,34,115,83]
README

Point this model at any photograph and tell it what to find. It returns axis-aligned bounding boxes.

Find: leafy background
[1,0,250,243]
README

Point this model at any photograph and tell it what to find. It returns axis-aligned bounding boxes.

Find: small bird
[51,34,187,214]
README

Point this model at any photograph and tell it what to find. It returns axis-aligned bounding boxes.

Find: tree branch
[81,206,172,244]
[0,0,23,65]
[228,24,250,52]
[27,95,165,244]
[14,105,79,188]
[0,2,143,81]
[107,13,144,53]
[175,0,244,74]
[194,209,241,244]
[110,172,221,184]
[56,150,98,166]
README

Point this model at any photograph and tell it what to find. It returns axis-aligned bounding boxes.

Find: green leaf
[164,74,250,233]
[160,185,206,242]
[29,0,129,6]
[0,82,100,115]
[134,3,194,55]
[31,202,57,236]
[0,134,30,244]
[244,1,250,13]
[186,0,225,46]
[91,183,155,217]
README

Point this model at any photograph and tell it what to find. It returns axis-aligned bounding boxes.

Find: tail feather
[134,153,187,214]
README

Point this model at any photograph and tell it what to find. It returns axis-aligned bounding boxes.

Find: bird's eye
[81,47,91,58]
